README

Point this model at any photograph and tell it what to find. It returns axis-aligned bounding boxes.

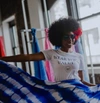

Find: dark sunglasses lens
[63,34,75,40]
[63,35,69,39]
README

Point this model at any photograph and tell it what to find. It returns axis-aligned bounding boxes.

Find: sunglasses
[63,34,75,40]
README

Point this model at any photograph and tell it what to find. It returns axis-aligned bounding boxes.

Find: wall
[0,0,30,71]
[0,0,31,52]
[27,0,45,50]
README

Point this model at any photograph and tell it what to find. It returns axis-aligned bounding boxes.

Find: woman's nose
[68,37,72,41]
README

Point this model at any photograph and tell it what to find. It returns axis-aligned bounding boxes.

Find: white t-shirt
[42,49,85,82]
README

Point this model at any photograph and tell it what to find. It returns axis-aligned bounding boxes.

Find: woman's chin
[64,45,72,49]
[67,44,72,48]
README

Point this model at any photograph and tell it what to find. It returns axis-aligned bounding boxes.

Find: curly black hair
[48,17,80,46]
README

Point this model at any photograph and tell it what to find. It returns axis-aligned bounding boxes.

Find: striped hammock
[0,60,100,103]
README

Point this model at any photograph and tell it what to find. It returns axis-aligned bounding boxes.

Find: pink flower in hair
[73,28,82,41]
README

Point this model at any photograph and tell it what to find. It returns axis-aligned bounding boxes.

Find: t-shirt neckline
[57,49,74,55]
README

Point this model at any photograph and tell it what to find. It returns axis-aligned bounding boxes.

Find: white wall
[27,0,45,50]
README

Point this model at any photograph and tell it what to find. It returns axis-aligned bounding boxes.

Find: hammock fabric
[31,28,47,80]
[0,60,100,103]
[44,28,54,82]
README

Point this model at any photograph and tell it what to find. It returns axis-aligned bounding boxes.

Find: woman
[0,17,95,86]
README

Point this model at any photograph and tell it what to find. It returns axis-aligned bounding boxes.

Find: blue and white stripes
[0,60,100,103]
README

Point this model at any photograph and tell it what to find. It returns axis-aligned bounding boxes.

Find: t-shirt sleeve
[79,55,85,71]
[41,49,53,60]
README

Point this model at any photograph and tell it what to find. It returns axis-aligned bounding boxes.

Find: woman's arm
[0,52,45,62]
[78,70,96,86]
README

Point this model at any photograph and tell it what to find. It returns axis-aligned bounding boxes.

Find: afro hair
[48,17,82,46]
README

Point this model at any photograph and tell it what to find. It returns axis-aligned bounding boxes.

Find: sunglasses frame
[63,34,75,40]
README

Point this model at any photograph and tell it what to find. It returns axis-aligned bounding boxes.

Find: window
[48,0,68,24]
[77,0,100,18]
[75,0,100,83]
[81,16,100,65]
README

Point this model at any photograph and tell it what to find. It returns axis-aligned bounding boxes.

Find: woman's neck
[60,47,72,53]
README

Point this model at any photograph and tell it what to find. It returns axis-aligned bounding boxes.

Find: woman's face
[61,32,75,49]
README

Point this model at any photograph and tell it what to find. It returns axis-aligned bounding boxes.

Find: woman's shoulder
[41,49,58,60]
[42,49,57,52]
[73,52,84,58]
[42,49,58,54]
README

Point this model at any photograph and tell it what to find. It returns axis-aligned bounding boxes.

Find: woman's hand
[78,70,96,86]
[81,80,96,86]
